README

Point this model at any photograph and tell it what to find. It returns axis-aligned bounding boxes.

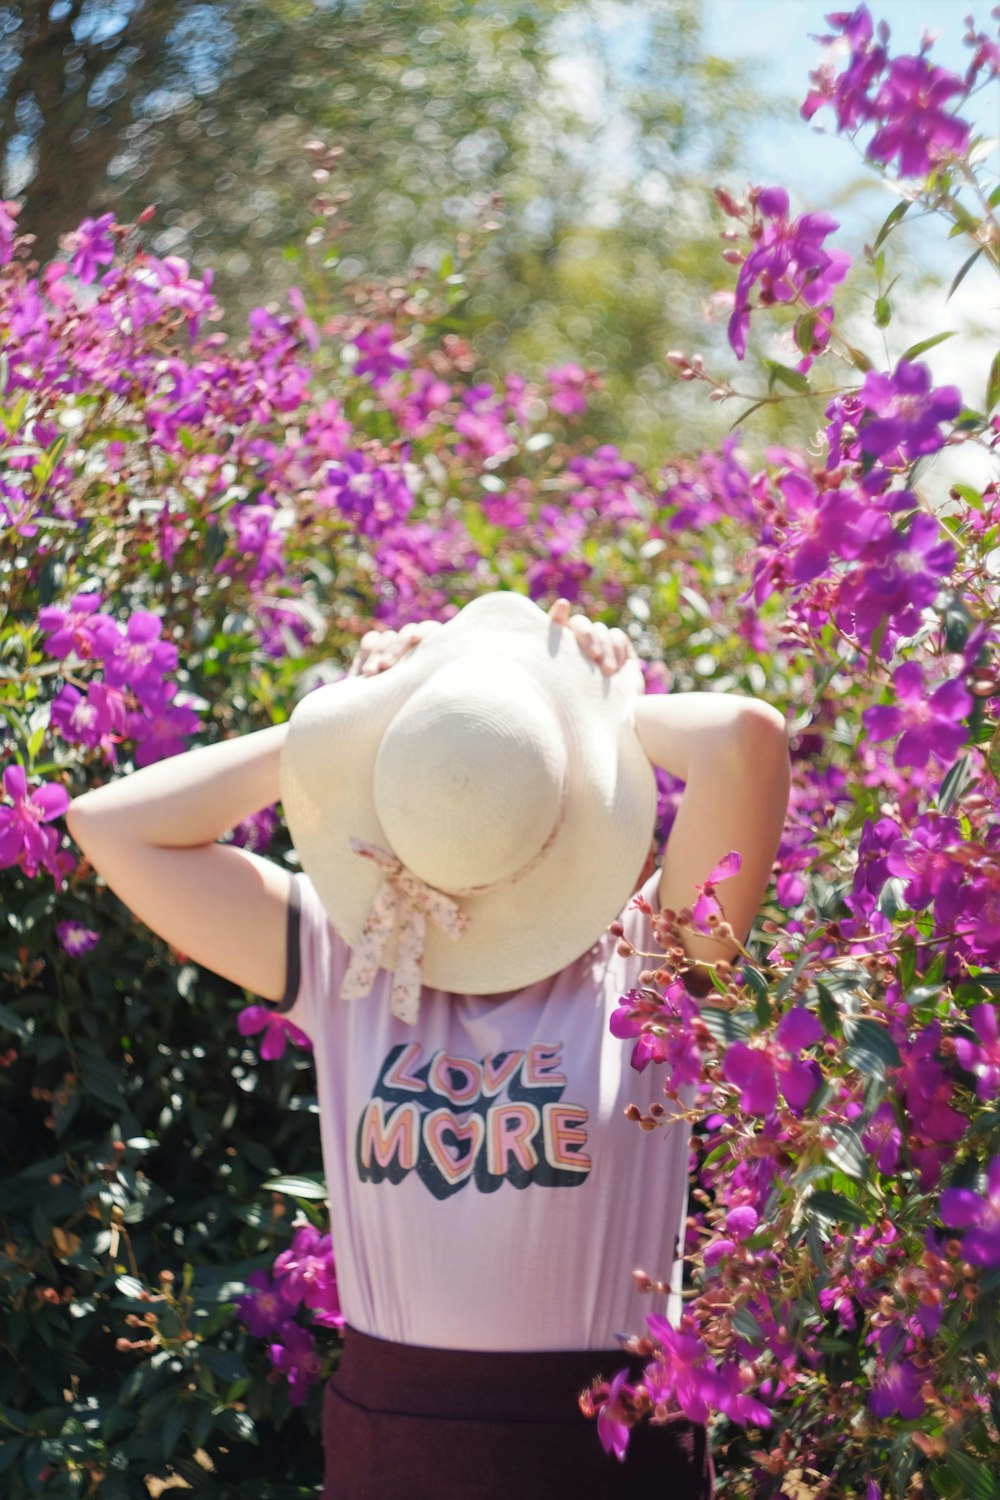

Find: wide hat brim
[279,592,657,995]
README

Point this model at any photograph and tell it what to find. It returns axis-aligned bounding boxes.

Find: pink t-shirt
[278,866,693,1352]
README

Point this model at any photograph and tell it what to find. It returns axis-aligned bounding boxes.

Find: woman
[66,592,791,1499]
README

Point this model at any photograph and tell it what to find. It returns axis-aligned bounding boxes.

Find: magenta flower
[546,363,591,418]
[862,660,972,771]
[237,1269,299,1339]
[101,610,179,690]
[352,323,410,388]
[862,1101,902,1175]
[595,1369,634,1461]
[319,451,415,537]
[868,1357,924,1420]
[237,1004,312,1060]
[69,213,116,285]
[857,360,961,463]
[868,54,971,177]
[37,592,118,662]
[56,921,100,958]
[722,1007,822,1116]
[50,682,118,752]
[727,188,851,360]
[956,1004,1000,1100]
[0,764,70,880]
[273,1225,344,1329]
[802,6,973,178]
[268,1320,325,1406]
[940,1156,1000,1267]
[0,197,20,265]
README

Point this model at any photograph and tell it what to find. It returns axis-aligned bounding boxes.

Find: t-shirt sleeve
[273,870,349,1041]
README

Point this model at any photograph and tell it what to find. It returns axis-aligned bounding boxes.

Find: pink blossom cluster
[801,4,994,177]
[237,1222,343,1406]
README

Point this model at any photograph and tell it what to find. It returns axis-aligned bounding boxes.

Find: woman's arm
[634,693,791,995]
[65,724,294,1002]
[66,721,288,848]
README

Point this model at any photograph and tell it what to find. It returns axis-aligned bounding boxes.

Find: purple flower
[857,360,961,463]
[835,512,958,658]
[56,921,100,957]
[862,659,972,771]
[50,682,118,752]
[101,610,178,691]
[727,190,851,360]
[319,451,415,537]
[546,363,591,417]
[268,1319,325,1406]
[0,763,70,880]
[352,323,410,388]
[273,1225,344,1329]
[940,1156,1000,1267]
[722,1007,822,1116]
[862,1101,902,1175]
[237,1269,299,1338]
[453,385,513,462]
[69,213,116,285]
[868,1357,925,1420]
[868,54,971,176]
[0,198,20,265]
[596,1368,634,1461]
[955,1004,1000,1101]
[37,592,118,662]
[237,1004,312,1060]
[725,1205,759,1241]
[802,7,973,179]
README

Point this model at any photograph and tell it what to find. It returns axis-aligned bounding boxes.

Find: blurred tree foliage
[0,0,830,463]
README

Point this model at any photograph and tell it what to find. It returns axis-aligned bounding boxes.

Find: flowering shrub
[1,3,998,1495]
[582,7,1000,1497]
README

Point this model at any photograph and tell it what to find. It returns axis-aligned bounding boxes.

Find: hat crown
[373,655,567,894]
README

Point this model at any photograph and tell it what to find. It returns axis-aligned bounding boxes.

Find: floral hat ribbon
[338,838,469,1024]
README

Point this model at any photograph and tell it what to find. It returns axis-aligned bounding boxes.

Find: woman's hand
[349,620,443,677]
[548,597,634,675]
[349,599,634,678]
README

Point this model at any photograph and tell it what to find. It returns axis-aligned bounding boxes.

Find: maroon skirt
[321,1326,714,1500]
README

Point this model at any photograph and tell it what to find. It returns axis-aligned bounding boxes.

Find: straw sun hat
[279,591,657,1023]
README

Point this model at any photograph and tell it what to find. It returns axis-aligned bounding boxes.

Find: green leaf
[873,296,891,329]
[901,330,955,362]
[699,1007,754,1047]
[816,982,840,1036]
[794,314,817,355]
[260,1174,328,1200]
[754,988,772,1029]
[947,246,984,300]
[807,1190,868,1225]
[728,399,769,430]
[741,965,769,998]
[824,1124,866,1179]
[933,1452,1000,1500]
[160,1403,188,1462]
[873,198,911,251]
[843,1017,901,1079]
[732,1305,763,1343]
[198,1346,248,1383]
[937,754,973,815]
[844,343,874,372]
[764,360,811,394]
[987,350,1000,414]
[0,1001,29,1037]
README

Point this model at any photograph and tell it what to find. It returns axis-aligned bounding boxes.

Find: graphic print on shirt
[355,1041,592,1200]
